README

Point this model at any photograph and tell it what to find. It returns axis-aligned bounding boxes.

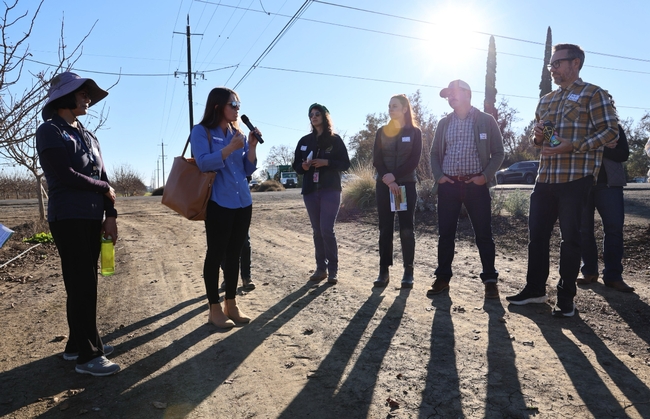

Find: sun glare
[420,4,485,67]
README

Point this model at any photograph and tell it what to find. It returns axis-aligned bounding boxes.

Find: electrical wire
[232,0,313,89]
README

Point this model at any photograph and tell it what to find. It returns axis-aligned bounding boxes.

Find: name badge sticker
[479,133,488,140]
[568,93,580,101]
[301,145,308,151]
[402,136,411,142]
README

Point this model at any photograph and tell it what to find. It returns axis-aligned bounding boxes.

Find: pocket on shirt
[563,102,581,122]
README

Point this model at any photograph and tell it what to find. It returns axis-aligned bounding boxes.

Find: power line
[256,66,648,110]
[312,0,650,64]
[232,0,313,89]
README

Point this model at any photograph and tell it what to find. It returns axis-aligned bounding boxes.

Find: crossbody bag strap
[181,125,213,157]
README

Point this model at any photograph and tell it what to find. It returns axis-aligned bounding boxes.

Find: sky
[6,0,650,187]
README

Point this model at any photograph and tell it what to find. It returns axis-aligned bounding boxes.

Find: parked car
[632,176,648,183]
[249,179,259,189]
[496,160,539,185]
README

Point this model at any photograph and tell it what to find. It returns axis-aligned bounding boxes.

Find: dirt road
[1,188,650,418]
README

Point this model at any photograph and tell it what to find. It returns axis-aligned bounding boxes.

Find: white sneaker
[75,356,120,376]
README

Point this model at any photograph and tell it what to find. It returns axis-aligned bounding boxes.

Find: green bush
[23,232,54,244]
[416,179,436,212]
[490,188,506,216]
[503,189,530,217]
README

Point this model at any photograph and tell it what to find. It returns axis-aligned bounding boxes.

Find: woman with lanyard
[372,94,422,289]
[292,103,350,284]
[191,87,259,329]
[36,72,119,376]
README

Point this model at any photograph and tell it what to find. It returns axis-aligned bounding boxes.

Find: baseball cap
[440,80,471,98]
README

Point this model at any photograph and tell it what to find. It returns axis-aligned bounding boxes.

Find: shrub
[416,179,436,212]
[340,163,376,218]
[503,189,530,217]
[257,180,284,192]
[151,187,164,196]
[490,188,506,216]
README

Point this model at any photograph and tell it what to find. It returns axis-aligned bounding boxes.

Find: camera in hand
[542,121,561,147]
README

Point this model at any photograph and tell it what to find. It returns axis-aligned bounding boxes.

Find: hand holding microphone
[241,115,264,144]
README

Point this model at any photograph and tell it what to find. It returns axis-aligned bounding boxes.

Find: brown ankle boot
[224,298,251,324]
[208,303,235,329]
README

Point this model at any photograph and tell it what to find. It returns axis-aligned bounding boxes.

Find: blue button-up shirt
[190,124,257,209]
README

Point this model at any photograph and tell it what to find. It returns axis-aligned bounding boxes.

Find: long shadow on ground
[509,304,650,418]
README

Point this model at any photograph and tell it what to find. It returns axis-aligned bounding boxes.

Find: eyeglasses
[546,58,574,70]
[228,101,241,108]
[309,111,321,118]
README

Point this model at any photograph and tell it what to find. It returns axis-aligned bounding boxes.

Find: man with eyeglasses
[506,44,619,317]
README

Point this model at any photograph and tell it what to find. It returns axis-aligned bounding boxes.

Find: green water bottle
[100,236,115,276]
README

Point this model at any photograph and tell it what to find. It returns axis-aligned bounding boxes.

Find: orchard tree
[0,1,107,219]
[408,90,437,181]
[348,113,387,168]
[111,164,147,196]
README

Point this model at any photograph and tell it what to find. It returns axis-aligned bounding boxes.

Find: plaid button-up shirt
[442,107,482,176]
[533,78,618,184]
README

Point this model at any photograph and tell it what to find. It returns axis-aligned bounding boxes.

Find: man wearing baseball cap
[428,80,505,299]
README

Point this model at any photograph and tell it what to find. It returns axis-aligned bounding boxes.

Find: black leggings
[50,219,105,364]
[376,181,417,268]
[203,201,252,303]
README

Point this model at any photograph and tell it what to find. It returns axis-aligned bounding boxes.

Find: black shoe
[505,288,548,305]
[552,299,576,318]
[401,271,414,288]
[327,274,338,285]
[373,271,390,287]
[242,277,256,290]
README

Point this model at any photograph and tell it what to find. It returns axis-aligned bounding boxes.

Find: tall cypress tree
[484,35,498,120]
[539,27,553,97]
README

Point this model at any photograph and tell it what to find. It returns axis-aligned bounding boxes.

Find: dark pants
[50,219,105,364]
[303,188,341,275]
[376,181,416,268]
[220,230,251,280]
[525,176,593,301]
[204,201,252,302]
[581,184,624,282]
[435,181,497,282]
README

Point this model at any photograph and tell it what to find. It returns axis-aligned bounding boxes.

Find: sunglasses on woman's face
[309,111,321,118]
[228,101,241,109]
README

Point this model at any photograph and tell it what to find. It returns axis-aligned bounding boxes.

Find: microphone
[240,115,264,144]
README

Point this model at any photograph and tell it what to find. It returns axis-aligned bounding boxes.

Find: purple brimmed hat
[41,72,108,121]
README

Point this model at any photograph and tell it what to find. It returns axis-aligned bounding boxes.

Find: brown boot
[208,303,235,329]
[577,274,598,285]
[224,298,251,324]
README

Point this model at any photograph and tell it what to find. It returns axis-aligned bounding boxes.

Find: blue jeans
[376,181,417,268]
[581,184,624,282]
[435,182,497,283]
[525,176,593,300]
[303,188,341,275]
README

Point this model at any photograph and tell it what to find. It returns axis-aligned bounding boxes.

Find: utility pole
[174,15,204,131]
[156,158,160,188]
[159,142,168,186]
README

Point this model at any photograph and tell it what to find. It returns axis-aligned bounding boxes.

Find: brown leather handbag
[161,126,215,221]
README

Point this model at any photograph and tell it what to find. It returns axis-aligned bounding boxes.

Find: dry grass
[255,179,284,192]
[339,163,377,219]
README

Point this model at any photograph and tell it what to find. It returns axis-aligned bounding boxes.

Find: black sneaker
[552,300,576,318]
[505,289,548,305]
[242,277,256,290]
